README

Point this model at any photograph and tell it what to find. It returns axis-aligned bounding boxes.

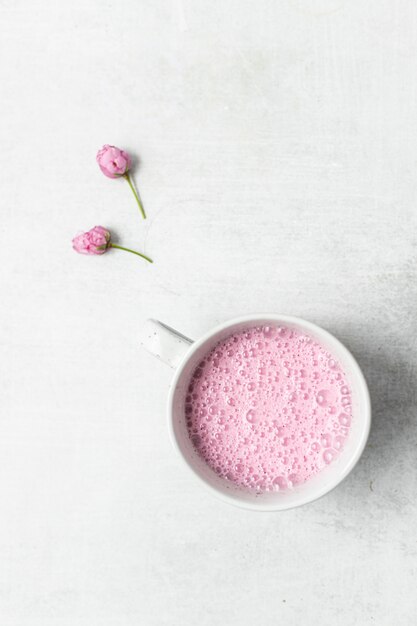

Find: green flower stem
[110,243,153,263]
[123,172,146,219]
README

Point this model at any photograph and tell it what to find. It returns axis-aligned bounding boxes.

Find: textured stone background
[0,1,416,624]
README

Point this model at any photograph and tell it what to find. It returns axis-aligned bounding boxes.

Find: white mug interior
[167,315,371,511]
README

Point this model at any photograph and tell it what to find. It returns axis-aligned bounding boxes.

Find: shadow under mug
[141,314,371,511]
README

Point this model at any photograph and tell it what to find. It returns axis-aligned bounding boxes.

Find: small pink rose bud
[96,144,132,178]
[96,144,146,219]
[72,226,153,263]
[72,225,111,255]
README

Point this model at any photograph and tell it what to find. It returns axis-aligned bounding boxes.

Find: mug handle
[140,319,193,368]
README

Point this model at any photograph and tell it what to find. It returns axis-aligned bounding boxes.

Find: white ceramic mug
[141,314,371,511]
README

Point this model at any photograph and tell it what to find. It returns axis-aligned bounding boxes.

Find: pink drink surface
[185,324,353,492]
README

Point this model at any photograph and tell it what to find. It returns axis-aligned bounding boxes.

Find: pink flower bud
[72,226,111,255]
[96,144,132,178]
[72,227,153,263]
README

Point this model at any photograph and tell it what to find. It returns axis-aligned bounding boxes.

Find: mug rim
[167,313,372,511]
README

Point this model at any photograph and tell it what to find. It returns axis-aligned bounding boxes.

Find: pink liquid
[185,324,353,492]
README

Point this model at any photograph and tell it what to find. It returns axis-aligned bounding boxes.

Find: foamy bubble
[323,449,335,464]
[246,410,257,424]
[338,413,351,427]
